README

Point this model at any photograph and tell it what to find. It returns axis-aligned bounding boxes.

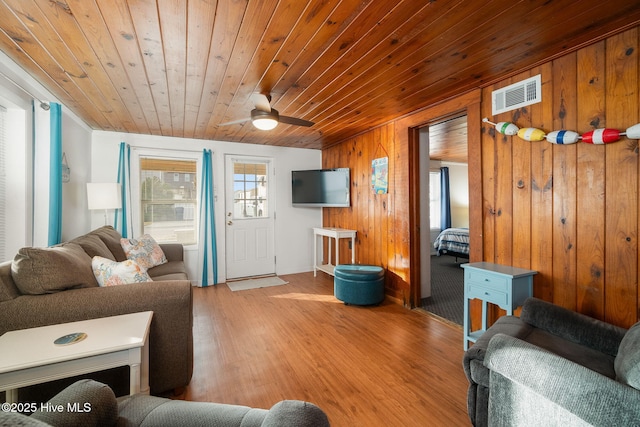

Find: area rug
[226,276,289,292]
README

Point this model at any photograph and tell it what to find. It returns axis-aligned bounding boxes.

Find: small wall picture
[371,157,388,194]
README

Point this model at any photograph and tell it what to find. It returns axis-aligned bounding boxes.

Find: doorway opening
[419,115,469,325]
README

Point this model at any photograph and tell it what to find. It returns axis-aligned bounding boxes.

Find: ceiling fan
[219,93,315,130]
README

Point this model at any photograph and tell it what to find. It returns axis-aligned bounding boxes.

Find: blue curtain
[440,166,451,230]
[115,142,133,237]
[198,149,217,286]
[47,102,62,246]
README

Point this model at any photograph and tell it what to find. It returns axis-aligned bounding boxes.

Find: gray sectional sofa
[0,226,193,399]
[0,379,330,426]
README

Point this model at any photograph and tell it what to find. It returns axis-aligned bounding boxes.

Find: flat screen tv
[291,168,351,207]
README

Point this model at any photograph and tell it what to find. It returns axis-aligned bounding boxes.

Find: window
[140,157,197,245]
[232,161,268,218]
[429,171,441,229]
[0,100,27,259]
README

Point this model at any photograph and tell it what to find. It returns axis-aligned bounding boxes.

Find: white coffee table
[0,311,153,403]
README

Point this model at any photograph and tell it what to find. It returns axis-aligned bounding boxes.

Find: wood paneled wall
[322,92,482,306]
[323,26,640,328]
[482,27,640,328]
[322,123,411,304]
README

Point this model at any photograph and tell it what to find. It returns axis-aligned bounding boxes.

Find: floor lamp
[87,183,122,226]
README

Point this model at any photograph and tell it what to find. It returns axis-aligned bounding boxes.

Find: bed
[433,227,470,260]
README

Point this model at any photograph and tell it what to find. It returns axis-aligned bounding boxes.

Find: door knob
[227,220,233,225]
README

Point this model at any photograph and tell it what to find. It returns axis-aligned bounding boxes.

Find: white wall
[61,114,93,241]
[445,162,469,228]
[3,105,28,258]
[91,131,322,282]
[0,50,93,252]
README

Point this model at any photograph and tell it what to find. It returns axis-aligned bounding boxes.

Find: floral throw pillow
[120,234,167,269]
[92,256,152,287]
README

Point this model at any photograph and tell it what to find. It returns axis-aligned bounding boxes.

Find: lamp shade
[87,183,122,210]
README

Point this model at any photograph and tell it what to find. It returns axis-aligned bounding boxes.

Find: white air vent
[492,74,542,115]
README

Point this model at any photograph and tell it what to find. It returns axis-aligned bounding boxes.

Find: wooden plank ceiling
[0,0,639,150]
[428,115,468,164]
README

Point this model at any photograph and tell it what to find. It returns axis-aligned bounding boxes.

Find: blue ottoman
[334,264,385,306]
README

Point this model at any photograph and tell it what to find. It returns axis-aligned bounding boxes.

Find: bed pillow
[91,256,152,287]
[120,234,167,269]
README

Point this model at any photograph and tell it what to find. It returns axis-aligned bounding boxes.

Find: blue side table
[461,262,537,350]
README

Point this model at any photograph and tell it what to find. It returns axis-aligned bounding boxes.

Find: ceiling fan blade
[251,93,272,112]
[279,115,315,127]
[218,117,251,126]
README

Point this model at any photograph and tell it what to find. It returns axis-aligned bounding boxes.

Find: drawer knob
[484,292,490,295]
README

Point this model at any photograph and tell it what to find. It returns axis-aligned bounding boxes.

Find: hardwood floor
[182,272,470,426]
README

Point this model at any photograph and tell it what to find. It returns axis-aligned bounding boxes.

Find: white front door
[225,156,275,279]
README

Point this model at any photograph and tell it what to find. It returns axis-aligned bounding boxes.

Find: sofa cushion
[525,328,617,379]
[0,260,20,301]
[92,256,152,287]
[148,261,188,281]
[117,397,267,427]
[521,297,626,357]
[71,233,115,260]
[121,234,167,270]
[0,412,49,426]
[11,243,98,294]
[615,321,640,390]
[90,225,127,261]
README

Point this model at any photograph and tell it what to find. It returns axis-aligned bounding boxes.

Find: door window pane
[233,162,268,219]
[140,157,197,244]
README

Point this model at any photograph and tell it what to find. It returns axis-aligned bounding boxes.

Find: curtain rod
[0,70,50,110]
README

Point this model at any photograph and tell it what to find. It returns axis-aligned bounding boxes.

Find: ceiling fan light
[252,118,278,130]
[251,108,279,130]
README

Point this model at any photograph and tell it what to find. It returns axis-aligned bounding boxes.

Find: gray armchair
[0,379,330,427]
[485,334,640,426]
[463,297,640,426]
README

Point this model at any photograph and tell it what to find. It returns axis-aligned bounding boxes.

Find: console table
[0,311,153,403]
[461,262,536,350]
[313,227,356,277]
